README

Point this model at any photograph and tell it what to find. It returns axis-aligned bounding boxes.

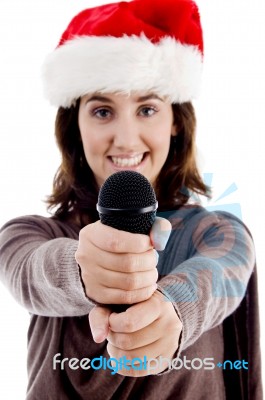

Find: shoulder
[157,205,255,274]
[158,205,254,257]
[158,204,251,235]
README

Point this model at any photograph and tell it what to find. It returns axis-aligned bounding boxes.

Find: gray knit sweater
[0,205,258,399]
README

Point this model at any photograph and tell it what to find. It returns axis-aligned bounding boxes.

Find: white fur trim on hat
[42,34,203,108]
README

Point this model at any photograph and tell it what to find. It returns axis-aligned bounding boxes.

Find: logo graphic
[216,360,248,370]
[200,173,242,220]
[53,354,248,374]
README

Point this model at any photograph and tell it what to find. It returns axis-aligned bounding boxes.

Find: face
[78,92,177,187]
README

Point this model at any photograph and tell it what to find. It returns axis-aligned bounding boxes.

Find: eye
[139,106,157,117]
[92,107,112,119]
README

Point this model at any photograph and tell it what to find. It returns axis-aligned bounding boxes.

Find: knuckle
[120,290,133,304]
[122,288,143,304]
[91,290,105,303]
[107,344,124,360]
[116,334,133,350]
[78,226,87,242]
[108,236,123,253]
[85,285,95,300]
[124,273,139,290]
[125,254,138,272]
[122,314,135,331]
[143,285,155,300]
[75,248,85,265]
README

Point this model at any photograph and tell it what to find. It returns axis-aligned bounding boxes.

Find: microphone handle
[110,304,131,313]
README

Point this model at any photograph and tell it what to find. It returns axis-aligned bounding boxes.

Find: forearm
[0,217,94,317]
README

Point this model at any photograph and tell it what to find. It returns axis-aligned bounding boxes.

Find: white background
[0,0,264,397]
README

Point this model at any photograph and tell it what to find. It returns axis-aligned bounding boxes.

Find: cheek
[83,142,104,164]
[78,114,98,153]
[151,129,171,153]
[80,128,103,155]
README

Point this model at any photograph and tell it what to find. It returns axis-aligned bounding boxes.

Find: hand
[75,221,159,304]
[89,290,182,377]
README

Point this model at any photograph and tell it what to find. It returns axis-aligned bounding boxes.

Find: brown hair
[46,100,210,227]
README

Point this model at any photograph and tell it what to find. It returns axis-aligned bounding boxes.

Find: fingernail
[153,229,171,250]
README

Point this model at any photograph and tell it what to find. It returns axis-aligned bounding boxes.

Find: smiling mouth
[109,153,146,167]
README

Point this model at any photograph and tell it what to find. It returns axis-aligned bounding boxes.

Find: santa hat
[42,0,203,108]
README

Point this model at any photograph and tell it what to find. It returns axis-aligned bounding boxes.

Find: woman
[0,0,262,399]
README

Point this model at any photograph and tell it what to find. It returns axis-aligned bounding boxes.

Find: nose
[112,115,141,150]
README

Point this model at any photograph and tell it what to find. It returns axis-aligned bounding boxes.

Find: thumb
[150,216,172,251]
[88,305,112,343]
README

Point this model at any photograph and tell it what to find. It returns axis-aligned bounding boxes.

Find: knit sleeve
[156,210,255,353]
[0,215,94,317]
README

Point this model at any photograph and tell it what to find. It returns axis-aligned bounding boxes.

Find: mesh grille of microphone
[97,171,157,234]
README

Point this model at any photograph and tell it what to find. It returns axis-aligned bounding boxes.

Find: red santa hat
[42,0,203,108]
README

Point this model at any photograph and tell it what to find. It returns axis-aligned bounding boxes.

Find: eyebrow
[137,94,164,102]
[86,93,164,103]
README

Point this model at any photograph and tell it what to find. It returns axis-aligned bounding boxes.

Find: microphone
[96,170,158,311]
[96,171,158,234]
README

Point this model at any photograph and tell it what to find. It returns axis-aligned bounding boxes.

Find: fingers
[88,292,183,377]
[89,306,112,343]
[108,294,161,332]
[106,292,182,377]
[75,221,159,304]
[93,263,158,291]
[77,248,158,303]
[84,221,153,254]
[89,248,159,274]
[97,283,157,305]
[107,338,161,366]
[150,217,172,250]
[109,355,173,377]
[76,217,172,307]
[107,317,160,350]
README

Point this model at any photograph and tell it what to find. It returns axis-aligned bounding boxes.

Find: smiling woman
[78,92,176,186]
[0,0,263,399]
[46,95,208,226]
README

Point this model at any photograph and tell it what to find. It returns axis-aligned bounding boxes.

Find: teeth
[111,154,144,167]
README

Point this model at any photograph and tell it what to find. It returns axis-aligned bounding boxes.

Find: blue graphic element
[217,362,223,368]
[203,173,242,220]
[215,182,238,202]
[203,173,214,190]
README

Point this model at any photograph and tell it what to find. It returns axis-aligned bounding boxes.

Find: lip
[107,152,148,171]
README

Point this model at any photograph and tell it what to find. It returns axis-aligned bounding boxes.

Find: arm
[0,215,94,317]
[157,210,255,352]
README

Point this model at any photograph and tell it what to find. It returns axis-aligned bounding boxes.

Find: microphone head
[97,171,157,234]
